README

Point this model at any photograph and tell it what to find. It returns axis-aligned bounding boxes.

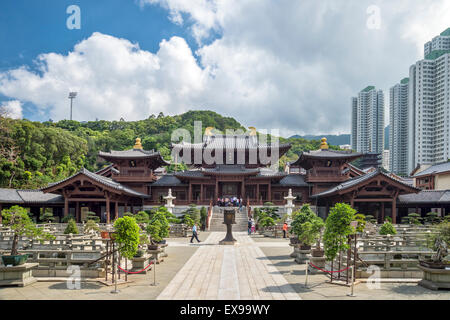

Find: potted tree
[379,221,397,235]
[419,221,450,290]
[113,216,140,260]
[291,204,317,250]
[64,219,79,235]
[1,205,55,266]
[146,207,170,249]
[323,203,356,264]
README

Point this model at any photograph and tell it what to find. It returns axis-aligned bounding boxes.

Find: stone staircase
[208,207,249,232]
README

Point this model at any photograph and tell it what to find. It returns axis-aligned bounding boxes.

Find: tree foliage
[64,219,79,234]
[1,205,55,255]
[323,203,356,261]
[113,216,140,259]
[379,222,397,235]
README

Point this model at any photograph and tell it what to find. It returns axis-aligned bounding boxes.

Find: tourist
[282,222,288,238]
[190,223,201,243]
[239,198,243,211]
[251,218,256,234]
[248,218,252,235]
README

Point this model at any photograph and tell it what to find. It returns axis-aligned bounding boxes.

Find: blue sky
[0,0,449,136]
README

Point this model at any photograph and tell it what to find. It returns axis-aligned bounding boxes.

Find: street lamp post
[68,92,77,120]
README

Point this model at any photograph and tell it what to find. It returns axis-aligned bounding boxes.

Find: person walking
[190,223,201,243]
[248,218,252,235]
[282,222,288,238]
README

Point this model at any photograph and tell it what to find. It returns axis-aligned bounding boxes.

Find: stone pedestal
[308,256,326,274]
[131,255,152,274]
[295,249,311,264]
[0,263,38,287]
[289,243,300,258]
[147,248,164,264]
[418,265,450,290]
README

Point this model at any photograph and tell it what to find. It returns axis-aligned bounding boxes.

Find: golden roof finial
[320,137,329,150]
[249,127,257,136]
[133,138,143,150]
[205,127,214,136]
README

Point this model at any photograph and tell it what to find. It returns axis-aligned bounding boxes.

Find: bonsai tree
[323,203,356,262]
[258,215,276,229]
[146,207,170,244]
[291,204,324,247]
[379,221,397,235]
[425,212,441,224]
[403,213,422,225]
[39,210,55,223]
[385,216,393,223]
[184,204,200,225]
[260,202,279,219]
[113,216,140,259]
[134,211,150,224]
[364,215,377,224]
[183,214,195,228]
[1,205,55,256]
[64,219,79,234]
[61,214,76,223]
[83,211,100,223]
[84,219,100,234]
[354,214,367,233]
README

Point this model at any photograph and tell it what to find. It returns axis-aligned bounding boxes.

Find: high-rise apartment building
[389,78,409,176]
[408,28,450,173]
[351,86,385,155]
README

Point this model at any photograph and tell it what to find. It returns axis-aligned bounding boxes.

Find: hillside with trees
[0,110,335,189]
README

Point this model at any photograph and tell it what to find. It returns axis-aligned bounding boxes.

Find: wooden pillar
[64,196,69,217]
[241,180,245,200]
[256,184,260,204]
[215,179,219,200]
[124,203,128,213]
[392,197,397,225]
[75,202,79,221]
[268,183,271,202]
[188,182,192,203]
[115,201,119,220]
[200,184,204,203]
[381,202,385,222]
[0,204,3,224]
[106,195,111,224]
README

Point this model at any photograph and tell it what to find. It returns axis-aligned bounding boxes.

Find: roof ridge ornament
[248,127,257,136]
[320,137,329,150]
[133,137,143,150]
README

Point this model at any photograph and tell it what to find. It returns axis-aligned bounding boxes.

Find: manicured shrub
[113,216,140,259]
[379,222,397,235]
[64,219,79,234]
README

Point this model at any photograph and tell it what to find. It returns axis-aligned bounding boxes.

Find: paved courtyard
[0,232,449,300]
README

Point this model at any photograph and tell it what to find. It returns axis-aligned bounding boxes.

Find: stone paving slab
[157,232,301,300]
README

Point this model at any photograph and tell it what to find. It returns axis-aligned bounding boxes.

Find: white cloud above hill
[1,0,450,136]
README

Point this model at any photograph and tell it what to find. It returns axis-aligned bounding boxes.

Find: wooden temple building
[0,131,440,225]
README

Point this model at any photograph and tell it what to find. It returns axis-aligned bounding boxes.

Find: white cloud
[0,100,23,119]
[1,1,450,137]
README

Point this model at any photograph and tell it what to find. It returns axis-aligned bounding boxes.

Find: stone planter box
[418,265,450,290]
[295,249,311,264]
[0,263,38,287]
[147,248,164,264]
[131,255,152,274]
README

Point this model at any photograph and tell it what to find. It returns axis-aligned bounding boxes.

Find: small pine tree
[64,219,79,234]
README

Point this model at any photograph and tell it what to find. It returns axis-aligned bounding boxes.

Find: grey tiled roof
[398,190,450,204]
[174,170,206,178]
[274,174,309,187]
[0,188,24,204]
[413,162,450,177]
[0,189,63,204]
[172,134,291,151]
[17,190,64,204]
[311,169,419,198]
[255,167,286,178]
[203,165,260,175]
[46,168,148,198]
[151,175,187,187]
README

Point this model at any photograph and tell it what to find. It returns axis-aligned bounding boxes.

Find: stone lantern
[284,189,296,223]
[219,208,237,245]
[164,188,176,214]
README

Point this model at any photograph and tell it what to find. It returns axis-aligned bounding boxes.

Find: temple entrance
[220,182,240,199]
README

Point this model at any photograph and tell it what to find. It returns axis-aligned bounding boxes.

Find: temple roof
[173,165,286,180]
[273,174,309,187]
[413,161,450,178]
[43,168,149,198]
[311,169,419,198]
[0,189,63,204]
[99,148,169,164]
[151,174,187,187]
[398,190,450,204]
